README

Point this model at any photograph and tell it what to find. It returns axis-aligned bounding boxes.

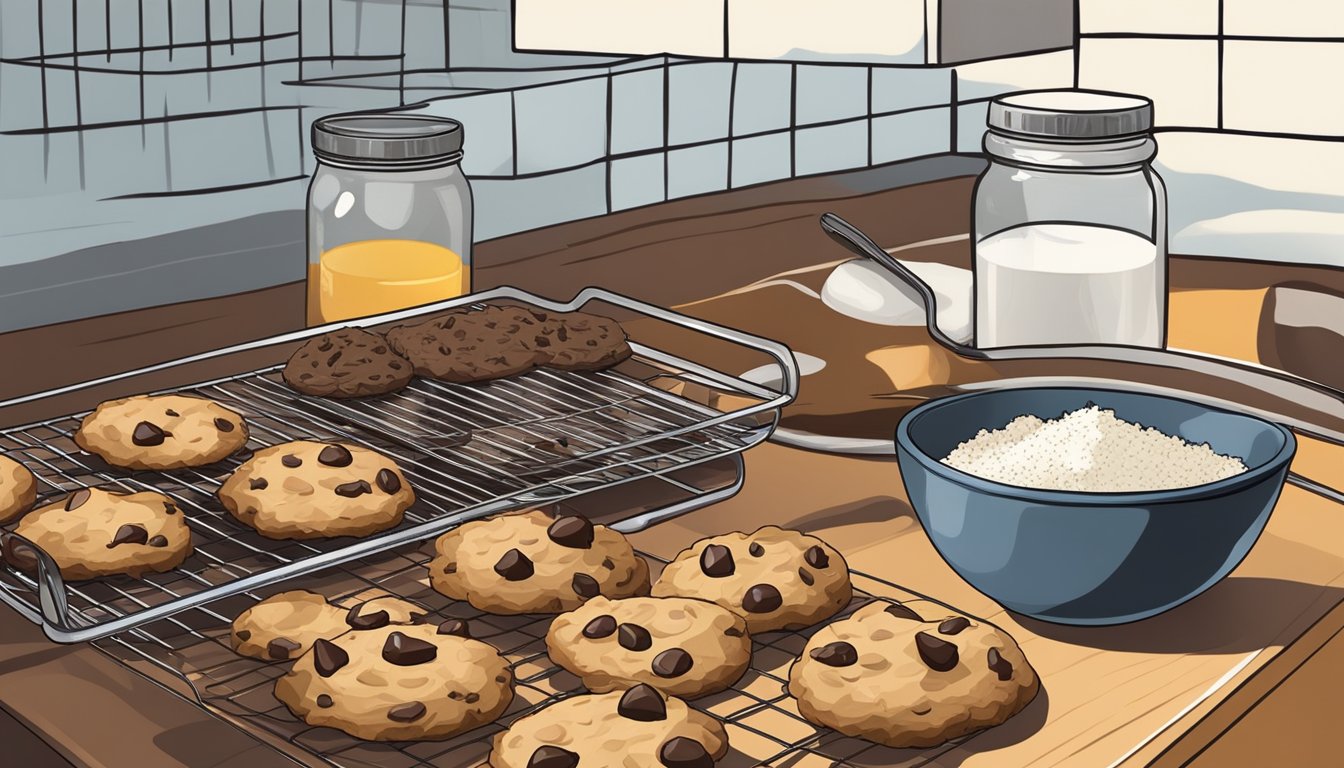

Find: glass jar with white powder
[972,90,1166,349]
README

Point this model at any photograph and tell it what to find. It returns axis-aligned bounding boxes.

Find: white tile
[515,0,724,57]
[871,66,952,114]
[611,68,665,154]
[1223,41,1344,136]
[1079,0,1219,35]
[731,133,792,187]
[729,0,925,63]
[169,112,274,190]
[474,164,608,240]
[610,153,666,211]
[668,62,733,146]
[795,65,869,125]
[412,91,515,177]
[512,76,608,175]
[794,119,868,176]
[954,50,1075,102]
[871,107,949,164]
[667,142,729,199]
[732,63,793,136]
[1225,0,1344,37]
[1078,38,1219,127]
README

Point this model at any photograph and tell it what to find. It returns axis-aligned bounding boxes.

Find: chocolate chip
[618,623,652,651]
[617,684,666,722]
[915,631,959,672]
[147,535,168,547]
[249,477,269,490]
[163,502,178,515]
[741,584,782,614]
[235,629,251,641]
[582,615,617,639]
[437,619,470,637]
[527,746,579,768]
[987,648,1014,681]
[387,701,427,722]
[652,648,694,678]
[214,418,235,433]
[313,638,350,677]
[809,641,858,667]
[885,602,923,621]
[571,572,600,599]
[316,694,333,708]
[494,549,534,581]
[465,692,480,704]
[267,637,300,660]
[346,605,391,630]
[724,626,744,638]
[131,421,167,446]
[375,468,401,494]
[748,542,764,557]
[804,545,830,569]
[798,567,815,586]
[107,523,148,548]
[334,480,372,498]
[938,616,971,635]
[281,454,302,468]
[699,544,734,577]
[382,631,438,666]
[659,737,714,768]
[547,515,595,549]
[318,444,353,467]
[164,409,180,417]
[65,489,91,511]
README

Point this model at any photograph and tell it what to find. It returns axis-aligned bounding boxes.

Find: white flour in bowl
[941,405,1249,492]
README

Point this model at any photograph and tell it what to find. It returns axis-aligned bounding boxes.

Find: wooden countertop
[0,165,1338,767]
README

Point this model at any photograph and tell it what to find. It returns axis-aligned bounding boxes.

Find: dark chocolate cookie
[541,311,634,371]
[282,328,414,399]
[386,306,550,384]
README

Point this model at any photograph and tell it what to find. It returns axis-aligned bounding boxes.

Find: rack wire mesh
[95,540,983,768]
[0,288,795,643]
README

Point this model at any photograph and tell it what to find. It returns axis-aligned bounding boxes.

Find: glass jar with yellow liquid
[307,114,472,326]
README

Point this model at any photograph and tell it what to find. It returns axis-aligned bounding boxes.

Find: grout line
[443,0,451,69]
[1072,0,1082,87]
[727,61,738,187]
[1216,0,1225,130]
[604,72,613,214]
[662,59,670,201]
[327,0,334,65]
[948,70,958,152]
[866,65,874,167]
[722,0,730,58]
[510,90,519,176]
[1079,31,1344,43]
[398,0,408,106]
[788,63,797,178]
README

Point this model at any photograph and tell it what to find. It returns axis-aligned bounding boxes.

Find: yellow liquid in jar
[307,239,469,325]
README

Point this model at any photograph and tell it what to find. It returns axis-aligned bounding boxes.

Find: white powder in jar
[940,405,1249,492]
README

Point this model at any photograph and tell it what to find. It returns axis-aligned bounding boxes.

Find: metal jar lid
[312,114,464,166]
[988,89,1153,140]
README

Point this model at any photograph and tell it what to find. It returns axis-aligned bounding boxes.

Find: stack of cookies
[282,304,633,399]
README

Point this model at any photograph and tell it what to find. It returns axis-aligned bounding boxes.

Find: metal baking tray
[96,531,982,768]
[0,287,798,643]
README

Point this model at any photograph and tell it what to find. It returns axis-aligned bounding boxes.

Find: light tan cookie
[546,596,751,699]
[430,509,650,614]
[230,589,429,661]
[74,394,249,470]
[0,454,37,524]
[487,685,729,768]
[652,526,852,633]
[274,622,514,741]
[10,488,192,580]
[787,599,1040,748]
[218,441,414,539]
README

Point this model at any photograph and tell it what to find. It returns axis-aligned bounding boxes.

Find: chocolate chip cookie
[488,684,729,768]
[787,599,1040,748]
[430,509,650,614]
[0,454,37,524]
[541,311,633,371]
[282,327,415,398]
[652,527,852,633]
[546,596,751,699]
[218,441,415,539]
[10,487,192,580]
[386,305,551,383]
[74,394,249,470]
[274,622,514,741]
[231,589,429,661]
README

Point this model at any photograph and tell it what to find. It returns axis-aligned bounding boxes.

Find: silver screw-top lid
[312,114,464,165]
[988,89,1153,139]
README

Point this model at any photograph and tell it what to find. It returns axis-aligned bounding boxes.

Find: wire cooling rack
[95,539,983,768]
[0,287,797,643]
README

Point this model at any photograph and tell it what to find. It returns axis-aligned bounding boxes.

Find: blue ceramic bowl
[895,387,1295,625]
